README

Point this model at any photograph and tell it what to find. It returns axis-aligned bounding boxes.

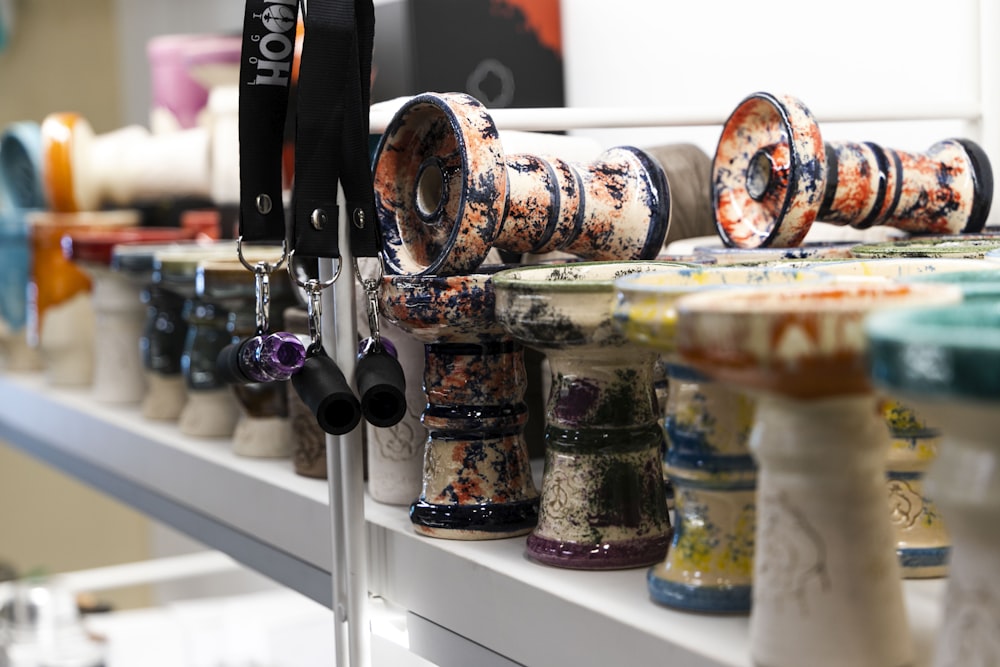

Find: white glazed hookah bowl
[675,280,961,667]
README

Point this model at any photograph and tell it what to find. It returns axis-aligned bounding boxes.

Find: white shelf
[0,372,945,667]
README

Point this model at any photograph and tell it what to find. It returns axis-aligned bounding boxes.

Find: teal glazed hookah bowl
[712,91,993,248]
[867,303,1000,667]
[493,261,680,569]
[613,265,830,611]
[372,92,670,275]
[380,267,539,539]
[0,122,45,371]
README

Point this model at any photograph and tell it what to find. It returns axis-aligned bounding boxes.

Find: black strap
[238,0,300,245]
[292,0,380,259]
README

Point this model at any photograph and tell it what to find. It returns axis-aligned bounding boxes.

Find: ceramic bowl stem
[748,393,912,667]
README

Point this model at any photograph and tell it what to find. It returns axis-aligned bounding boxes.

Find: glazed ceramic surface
[613,265,830,610]
[694,241,858,265]
[355,282,425,505]
[188,257,297,452]
[867,303,1000,667]
[0,122,45,371]
[713,92,992,248]
[147,33,241,132]
[777,256,998,576]
[0,206,35,371]
[374,92,669,275]
[0,121,46,211]
[65,230,197,404]
[380,267,539,539]
[494,261,683,569]
[142,242,235,421]
[780,256,992,280]
[26,210,138,386]
[40,112,211,212]
[906,268,1000,299]
[675,281,961,667]
[851,237,1000,260]
[712,92,826,248]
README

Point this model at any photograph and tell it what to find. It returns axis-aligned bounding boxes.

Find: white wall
[112,0,994,160]
[560,0,984,156]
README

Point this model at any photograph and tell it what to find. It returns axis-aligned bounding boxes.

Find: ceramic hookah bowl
[380,267,540,539]
[62,229,198,404]
[613,265,830,610]
[179,250,291,440]
[143,242,235,421]
[712,91,993,248]
[26,210,139,386]
[0,121,45,371]
[373,92,670,275]
[40,111,214,212]
[675,281,961,667]
[493,261,682,569]
[146,33,241,132]
[867,302,1000,667]
[731,255,997,576]
[851,236,1000,260]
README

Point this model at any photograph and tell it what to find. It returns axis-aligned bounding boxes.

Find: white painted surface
[0,372,947,667]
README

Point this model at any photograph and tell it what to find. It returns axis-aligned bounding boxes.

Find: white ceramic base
[178,388,239,438]
[141,372,187,421]
[39,292,95,387]
[365,319,425,506]
[0,331,42,372]
[91,270,146,404]
[918,401,1000,667]
[231,415,293,458]
[749,393,913,667]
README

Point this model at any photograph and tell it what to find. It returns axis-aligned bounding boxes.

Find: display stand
[2,85,996,663]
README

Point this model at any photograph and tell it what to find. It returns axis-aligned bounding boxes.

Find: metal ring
[237,236,289,274]
[286,248,341,291]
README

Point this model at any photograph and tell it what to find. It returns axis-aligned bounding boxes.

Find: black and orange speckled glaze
[380,267,539,539]
[713,92,825,249]
[374,92,670,276]
[375,93,507,277]
[713,93,993,249]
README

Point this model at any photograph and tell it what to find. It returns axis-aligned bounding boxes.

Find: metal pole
[320,254,350,667]
[326,189,372,667]
[369,99,982,134]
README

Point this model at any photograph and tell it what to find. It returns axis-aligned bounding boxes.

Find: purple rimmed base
[526,531,672,570]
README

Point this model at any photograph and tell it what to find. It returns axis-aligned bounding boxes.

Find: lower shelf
[0,372,945,667]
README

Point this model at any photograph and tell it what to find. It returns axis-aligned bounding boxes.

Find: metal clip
[304,279,325,355]
[286,249,341,356]
[353,255,385,352]
[236,236,289,336]
[253,265,271,336]
[363,278,382,352]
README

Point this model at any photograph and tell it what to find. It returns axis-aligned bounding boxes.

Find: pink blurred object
[147,34,241,131]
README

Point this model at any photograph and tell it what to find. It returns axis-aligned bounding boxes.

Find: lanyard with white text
[216,0,307,388]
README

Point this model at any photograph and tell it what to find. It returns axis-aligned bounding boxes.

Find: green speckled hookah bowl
[494,261,682,569]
